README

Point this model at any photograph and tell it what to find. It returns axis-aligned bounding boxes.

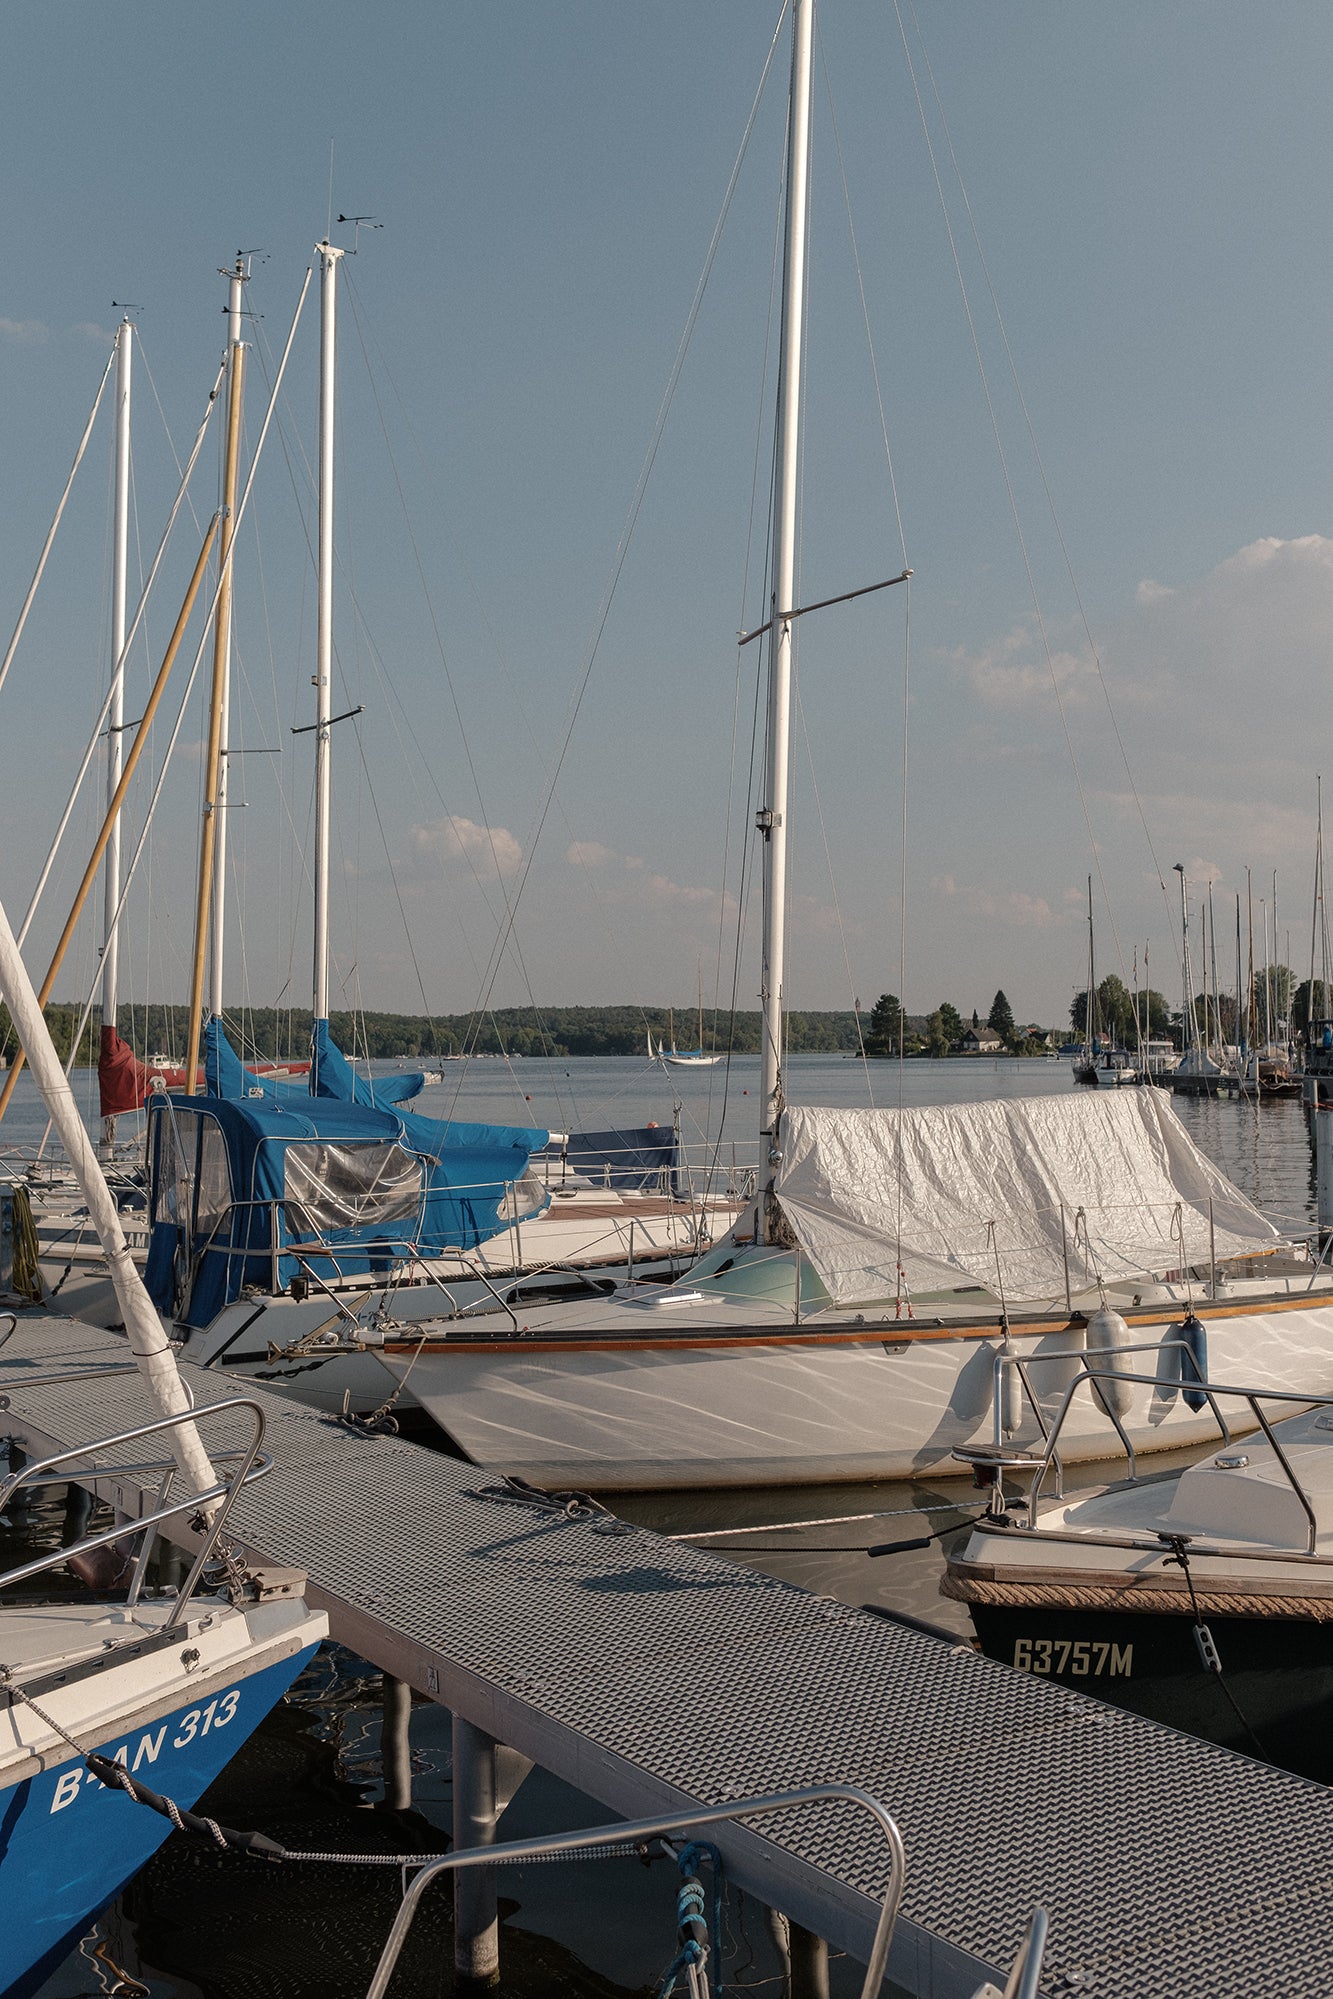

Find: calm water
[12,1055,1320,1995]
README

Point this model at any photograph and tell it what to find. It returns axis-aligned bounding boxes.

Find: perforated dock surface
[5,1316,1333,1998]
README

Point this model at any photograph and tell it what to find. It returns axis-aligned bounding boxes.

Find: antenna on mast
[337,213,383,254]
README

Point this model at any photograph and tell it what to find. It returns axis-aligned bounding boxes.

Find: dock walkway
[5,1314,1333,1998]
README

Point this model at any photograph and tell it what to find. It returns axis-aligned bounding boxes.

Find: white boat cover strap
[775,1092,1279,1306]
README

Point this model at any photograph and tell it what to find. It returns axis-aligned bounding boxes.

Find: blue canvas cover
[550,1124,681,1195]
[203,1018,425,1108]
[144,1086,547,1328]
[310,1019,426,1106]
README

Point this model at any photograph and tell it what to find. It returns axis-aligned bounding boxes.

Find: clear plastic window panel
[283,1140,424,1243]
[497,1167,545,1223]
[152,1109,197,1228]
[195,1119,234,1231]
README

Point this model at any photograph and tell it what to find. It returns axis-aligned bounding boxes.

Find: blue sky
[3,3,1333,1033]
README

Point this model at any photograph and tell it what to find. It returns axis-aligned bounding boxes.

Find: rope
[24,1732,659,1874]
[941,1571,1333,1622]
[700,1512,980,1556]
[464,1473,635,1535]
[1160,1534,1267,1759]
[9,1185,43,1302]
[655,1841,724,1999]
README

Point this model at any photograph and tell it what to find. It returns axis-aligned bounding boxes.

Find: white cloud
[565,839,616,868]
[643,871,717,907]
[947,627,1089,712]
[931,874,1059,928]
[0,317,47,343]
[410,815,521,878]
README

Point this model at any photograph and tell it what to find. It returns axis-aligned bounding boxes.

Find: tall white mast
[1174,863,1193,1058]
[759,0,814,1235]
[99,316,132,1157]
[0,893,217,1496]
[312,241,343,1029]
[209,256,249,1019]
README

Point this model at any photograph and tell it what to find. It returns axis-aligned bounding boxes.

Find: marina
[7,1,1333,1991]
[8,1309,1333,1999]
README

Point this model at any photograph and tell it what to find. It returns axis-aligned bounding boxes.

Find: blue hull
[0,1643,320,1999]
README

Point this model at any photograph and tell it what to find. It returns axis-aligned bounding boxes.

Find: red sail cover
[98,1026,310,1117]
[98,1027,157,1116]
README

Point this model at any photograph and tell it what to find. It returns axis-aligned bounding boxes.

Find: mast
[184,263,247,1095]
[99,316,132,1157]
[312,241,343,1036]
[1086,875,1095,1051]
[757,0,813,1234]
[1246,867,1256,1073]
[209,256,249,1024]
[1173,863,1191,1059]
[1208,882,1221,1058]
[0,893,217,1496]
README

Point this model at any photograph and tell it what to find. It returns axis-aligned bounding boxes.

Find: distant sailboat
[649,977,722,1069]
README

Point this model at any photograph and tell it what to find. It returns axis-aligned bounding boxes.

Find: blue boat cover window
[283,1139,423,1241]
[144,1087,548,1328]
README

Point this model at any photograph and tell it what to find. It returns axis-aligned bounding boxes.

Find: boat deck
[5,1312,1333,1998]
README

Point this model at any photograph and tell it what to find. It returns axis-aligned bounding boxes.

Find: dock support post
[766,1909,830,1999]
[1318,1106,1333,1258]
[789,1922,830,1999]
[380,1675,412,1810]
[451,1716,533,1989]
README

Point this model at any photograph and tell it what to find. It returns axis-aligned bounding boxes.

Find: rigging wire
[892,0,1137,1004]
[903,0,1180,978]
[437,3,792,1104]
[0,338,117,705]
[50,274,312,1091]
[15,357,228,954]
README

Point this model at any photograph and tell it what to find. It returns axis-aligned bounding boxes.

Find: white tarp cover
[775,1091,1280,1306]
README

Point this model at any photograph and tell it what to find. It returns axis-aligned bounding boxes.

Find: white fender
[1086,1306,1133,1419]
[999,1330,1023,1437]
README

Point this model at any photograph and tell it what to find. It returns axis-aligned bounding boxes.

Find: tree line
[0,1002,867,1066]
[862,990,1058,1058]
[1071,966,1326,1048]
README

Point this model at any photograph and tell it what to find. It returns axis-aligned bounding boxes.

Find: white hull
[385,1297,1333,1487]
[37,1186,739,1340]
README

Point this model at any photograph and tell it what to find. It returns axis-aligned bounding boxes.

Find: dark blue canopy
[204,1017,425,1108]
[144,1085,547,1328]
[547,1124,680,1195]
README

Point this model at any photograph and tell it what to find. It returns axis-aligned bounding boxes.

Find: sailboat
[290,0,1333,1490]
[649,980,723,1069]
[1072,878,1136,1087]
[118,239,739,1399]
[0,890,326,1996]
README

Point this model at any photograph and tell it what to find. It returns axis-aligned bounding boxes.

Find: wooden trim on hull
[381,1287,1333,1358]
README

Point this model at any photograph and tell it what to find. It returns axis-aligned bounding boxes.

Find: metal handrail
[1000,1908,1049,1999]
[1017,1367,1333,1550]
[0,1396,269,1624]
[363,1784,907,1999]
[987,1336,1235,1493]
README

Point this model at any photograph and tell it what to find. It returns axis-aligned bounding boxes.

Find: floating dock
[5,1313,1333,1998]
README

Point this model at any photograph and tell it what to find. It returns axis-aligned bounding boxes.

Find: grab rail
[363,1784,907,1999]
[0,1396,269,1624]
[1013,1368,1333,1550]
[987,1337,1235,1492]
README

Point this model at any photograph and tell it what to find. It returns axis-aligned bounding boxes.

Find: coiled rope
[655,1841,724,1999]
[9,1186,43,1302]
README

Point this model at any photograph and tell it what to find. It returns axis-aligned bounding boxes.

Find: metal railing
[363,1784,907,1999]
[0,1395,270,1623]
[983,1364,1333,1553]
[986,1335,1236,1483]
